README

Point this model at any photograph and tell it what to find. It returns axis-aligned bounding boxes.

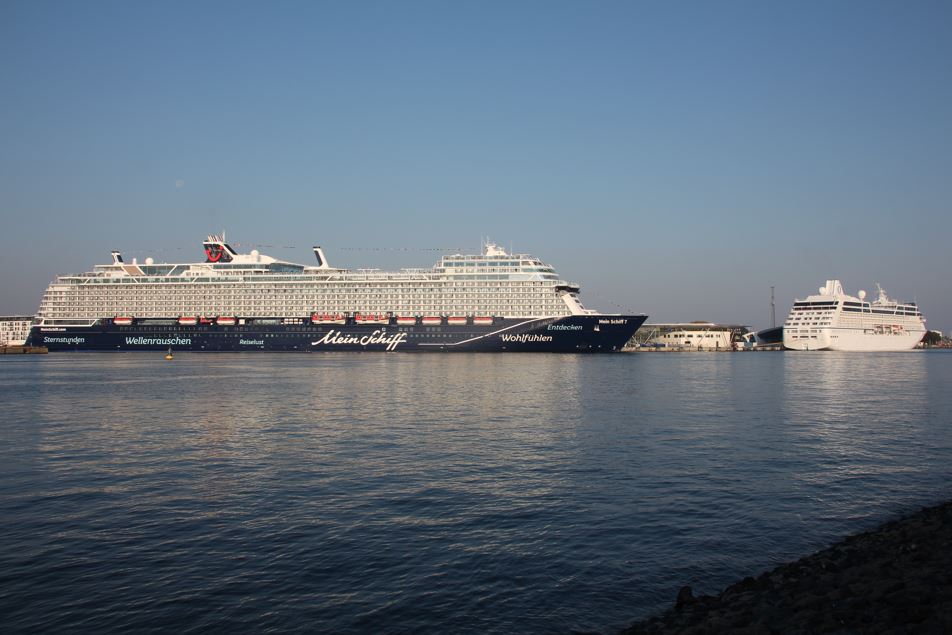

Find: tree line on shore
[922,331,948,347]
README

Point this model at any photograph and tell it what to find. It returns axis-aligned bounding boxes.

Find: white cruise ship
[28,235,646,353]
[783,280,927,351]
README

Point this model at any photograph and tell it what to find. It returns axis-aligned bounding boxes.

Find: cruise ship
[27,235,646,353]
[783,280,927,351]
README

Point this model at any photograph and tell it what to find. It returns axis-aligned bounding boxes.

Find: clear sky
[2,1,950,333]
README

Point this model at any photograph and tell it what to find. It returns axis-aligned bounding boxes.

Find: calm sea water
[1,351,951,634]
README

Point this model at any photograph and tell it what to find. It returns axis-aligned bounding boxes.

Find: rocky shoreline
[619,501,952,634]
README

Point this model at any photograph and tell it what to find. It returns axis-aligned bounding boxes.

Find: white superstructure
[783,280,926,351]
[34,236,592,325]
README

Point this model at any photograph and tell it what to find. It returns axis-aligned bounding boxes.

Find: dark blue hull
[28,315,647,353]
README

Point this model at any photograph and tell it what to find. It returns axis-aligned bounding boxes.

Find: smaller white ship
[783,280,927,351]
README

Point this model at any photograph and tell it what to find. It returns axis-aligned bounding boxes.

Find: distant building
[631,322,747,350]
[1,316,33,346]
[742,326,784,349]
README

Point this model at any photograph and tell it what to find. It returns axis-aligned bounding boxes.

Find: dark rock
[618,500,952,635]
[675,585,695,609]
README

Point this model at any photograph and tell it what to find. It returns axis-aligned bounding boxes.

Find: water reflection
[26,353,593,519]
[780,352,936,523]
[2,352,952,634]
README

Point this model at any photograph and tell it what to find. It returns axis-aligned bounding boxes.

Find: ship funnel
[312,246,330,269]
[111,250,124,264]
[821,280,844,296]
[484,242,507,257]
[202,235,236,263]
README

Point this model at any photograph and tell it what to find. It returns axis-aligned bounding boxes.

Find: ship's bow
[488,314,647,352]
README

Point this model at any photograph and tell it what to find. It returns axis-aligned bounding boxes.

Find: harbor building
[629,322,748,351]
[1,317,33,346]
[743,326,784,350]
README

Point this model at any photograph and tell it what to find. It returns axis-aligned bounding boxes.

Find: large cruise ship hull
[28,315,647,353]
[783,327,925,351]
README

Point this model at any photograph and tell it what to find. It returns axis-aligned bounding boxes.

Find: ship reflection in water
[1,351,951,634]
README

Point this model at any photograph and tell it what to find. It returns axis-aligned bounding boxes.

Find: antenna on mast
[770,286,776,328]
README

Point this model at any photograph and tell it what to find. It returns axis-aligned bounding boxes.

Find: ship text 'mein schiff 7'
[28,236,646,352]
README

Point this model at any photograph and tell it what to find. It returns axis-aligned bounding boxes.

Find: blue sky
[2,1,950,332]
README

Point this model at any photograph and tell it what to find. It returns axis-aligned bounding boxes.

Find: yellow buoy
[165,347,174,360]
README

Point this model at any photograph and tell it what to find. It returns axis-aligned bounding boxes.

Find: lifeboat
[447,316,468,326]
[355,313,389,324]
[396,316,417,326]
[217,317,236,326]
[178,316,198,326]
[114,316,134,326]
[421,316,442,325]
[310,313,346,324]
[473,316,493,326]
